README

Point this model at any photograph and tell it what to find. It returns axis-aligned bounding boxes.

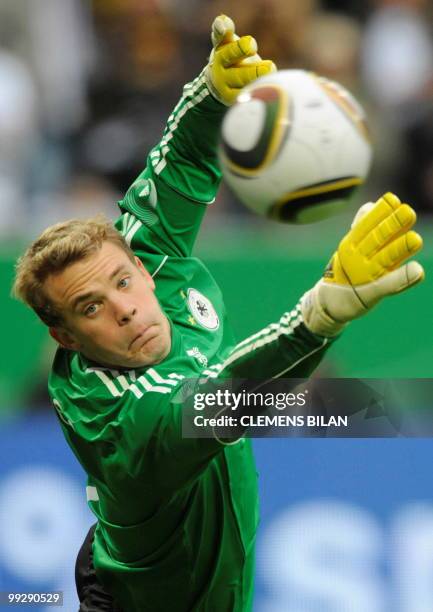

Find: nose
[113,296,137,325]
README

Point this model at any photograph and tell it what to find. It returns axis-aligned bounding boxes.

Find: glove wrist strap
[301,283,347,338]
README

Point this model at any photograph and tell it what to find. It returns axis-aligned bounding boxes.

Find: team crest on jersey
[187,288,219,331]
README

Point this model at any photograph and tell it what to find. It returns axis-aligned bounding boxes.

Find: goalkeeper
[13,15,423,612]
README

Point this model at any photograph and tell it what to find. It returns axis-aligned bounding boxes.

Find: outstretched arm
[217,192,424,382]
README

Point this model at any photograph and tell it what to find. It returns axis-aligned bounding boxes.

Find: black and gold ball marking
[313,74,371,145]
[222,85,291,177]
[270,176,363,223]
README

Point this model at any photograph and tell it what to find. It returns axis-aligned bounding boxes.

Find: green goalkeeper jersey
[49,71,333,612]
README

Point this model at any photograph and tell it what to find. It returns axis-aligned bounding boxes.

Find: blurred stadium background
[0,0,432,609]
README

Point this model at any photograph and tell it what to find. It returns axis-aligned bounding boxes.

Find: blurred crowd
[1,0,432,413]
[0,0,432,238]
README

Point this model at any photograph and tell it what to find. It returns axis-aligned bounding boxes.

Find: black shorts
[75,524,123,612]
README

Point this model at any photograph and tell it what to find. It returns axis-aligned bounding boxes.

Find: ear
[135,256,155,291]
[49,327,81,351]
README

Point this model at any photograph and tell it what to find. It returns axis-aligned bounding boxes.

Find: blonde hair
[13,216,135,327]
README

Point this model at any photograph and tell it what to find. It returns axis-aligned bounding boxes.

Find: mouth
[129,325,157,351]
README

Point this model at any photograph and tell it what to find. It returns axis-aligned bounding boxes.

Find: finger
[256,59,276,76]
[357,260,424,307]
[211,14,236,48]
[217,36,258,67]
[359,204,417,257]
[373,261,425,297]
[348,192,401,246]
[350,202,374,229]
[224,60,277,88]
[371,230,423,273]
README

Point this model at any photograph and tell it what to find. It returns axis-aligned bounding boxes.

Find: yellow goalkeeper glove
[301,192,425,337]
[205,14,276,106]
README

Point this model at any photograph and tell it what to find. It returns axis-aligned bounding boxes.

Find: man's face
[45,241,171,368]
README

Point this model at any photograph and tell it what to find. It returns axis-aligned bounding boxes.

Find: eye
[118,276,130,289]
[84,303,99,316]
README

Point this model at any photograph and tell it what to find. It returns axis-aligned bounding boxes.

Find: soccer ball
[219,70,372,224]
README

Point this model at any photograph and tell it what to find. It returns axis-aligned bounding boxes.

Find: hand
[205,14,276,106]
[301,192,425,337]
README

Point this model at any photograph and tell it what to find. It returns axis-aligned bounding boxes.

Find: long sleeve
[116,71,227,259]
[219,300,333,381]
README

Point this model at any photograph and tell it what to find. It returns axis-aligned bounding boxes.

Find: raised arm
[150,15,275,201]
[116,16,275,258]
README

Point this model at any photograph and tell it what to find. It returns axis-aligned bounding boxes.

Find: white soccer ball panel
[219,69,373,224]
[221,98,266,152]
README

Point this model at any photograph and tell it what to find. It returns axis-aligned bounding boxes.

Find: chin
[129,337,170,368]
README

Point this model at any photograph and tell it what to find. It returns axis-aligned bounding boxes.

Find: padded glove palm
[301,192,424,337]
